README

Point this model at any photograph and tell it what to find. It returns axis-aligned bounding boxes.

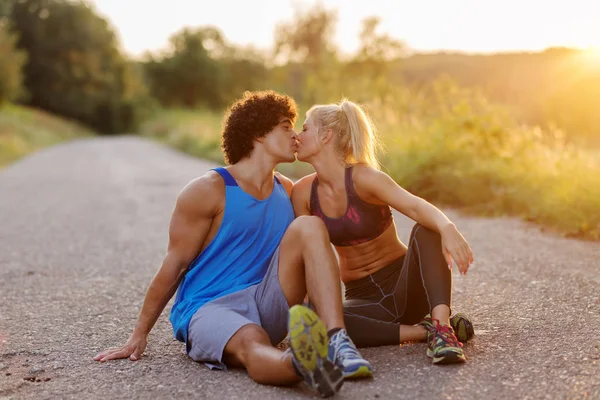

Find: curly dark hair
[221,90,298,164]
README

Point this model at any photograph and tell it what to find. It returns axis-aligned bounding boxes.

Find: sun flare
[581,47,600,65]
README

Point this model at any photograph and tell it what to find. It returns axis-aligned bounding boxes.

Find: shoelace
[420,315,435,332]
[331,331,362,361]
[433,319,463,348]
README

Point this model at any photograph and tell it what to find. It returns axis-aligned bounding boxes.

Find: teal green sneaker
[424,318,466,365]
[420,313,475,343]
[288,305,344,397]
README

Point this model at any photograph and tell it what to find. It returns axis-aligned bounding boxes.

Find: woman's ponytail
[339,99,381,169]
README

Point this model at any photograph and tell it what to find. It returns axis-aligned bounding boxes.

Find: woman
[291,99,475,365]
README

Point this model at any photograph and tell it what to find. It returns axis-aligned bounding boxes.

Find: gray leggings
[343,224,452,347]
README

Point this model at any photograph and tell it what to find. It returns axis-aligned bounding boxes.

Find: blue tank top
[169,167,294,343]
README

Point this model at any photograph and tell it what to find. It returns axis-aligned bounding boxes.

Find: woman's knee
[411,223,441,244]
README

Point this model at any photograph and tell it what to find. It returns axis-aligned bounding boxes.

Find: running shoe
[424,318,466,365]
[420,313,475,343]
[288,305,344,397]
[328,329,373,379]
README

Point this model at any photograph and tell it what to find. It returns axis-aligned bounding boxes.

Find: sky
[89,0,600,58]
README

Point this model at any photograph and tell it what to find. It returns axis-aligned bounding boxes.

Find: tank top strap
[214,168,283,186]
[212,167,238,186]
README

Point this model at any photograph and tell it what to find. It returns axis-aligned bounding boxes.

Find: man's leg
[222,324,300,385]
[187,295,301,386]
[276,216,373,379]
[221,313,343,397]
[276,216,344,329]
[221,216,369,389]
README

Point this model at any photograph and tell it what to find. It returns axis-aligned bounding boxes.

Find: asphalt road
[1,136,598,399]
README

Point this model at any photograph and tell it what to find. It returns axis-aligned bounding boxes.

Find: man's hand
[440,223,474,275]
[94,334,147,362]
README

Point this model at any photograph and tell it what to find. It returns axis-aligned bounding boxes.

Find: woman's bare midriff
[336,223,408,283]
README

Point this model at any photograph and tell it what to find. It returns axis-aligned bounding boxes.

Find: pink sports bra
[310,166,393,247]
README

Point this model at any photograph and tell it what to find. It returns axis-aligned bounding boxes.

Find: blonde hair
[307,99,381,169]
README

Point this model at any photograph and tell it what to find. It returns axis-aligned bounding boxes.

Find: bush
[376,79,600,239]
[0,24,27,105]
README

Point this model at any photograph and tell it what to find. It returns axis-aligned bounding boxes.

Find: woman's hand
[440,223,474,275]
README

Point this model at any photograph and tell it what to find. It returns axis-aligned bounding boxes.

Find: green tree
[273,5,339,105]
[343,17,405,101]
[144,26,270,109]
[220,45,269,101]
[274,4,337,67]
[144,27,226,108]
[9,0,148,133]
[0,0,14,20]
[0,24,27,105]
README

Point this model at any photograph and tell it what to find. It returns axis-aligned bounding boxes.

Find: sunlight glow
[89,0,600,57]
[582,47,600,65]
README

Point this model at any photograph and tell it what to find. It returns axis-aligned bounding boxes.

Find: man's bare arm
[94,173,223,362]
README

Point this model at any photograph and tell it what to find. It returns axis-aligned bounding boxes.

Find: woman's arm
[354,166,474,274]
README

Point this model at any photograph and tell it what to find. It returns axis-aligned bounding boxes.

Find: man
[94,91,373,397]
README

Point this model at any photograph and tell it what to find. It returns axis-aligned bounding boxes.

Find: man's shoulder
[274,171,294,196]
[177,170,225,210]
[184,170,225,193]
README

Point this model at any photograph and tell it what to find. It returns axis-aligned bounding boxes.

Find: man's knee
[289,215,328,242]
[226,324,271,365]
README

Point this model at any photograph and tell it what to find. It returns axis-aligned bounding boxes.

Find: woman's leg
[394,224,465,364]
[343,295,427,347]
[343,299,399,347]
[342,223,453,348]
[394,224,453,326]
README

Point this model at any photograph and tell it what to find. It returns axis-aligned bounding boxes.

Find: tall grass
[0,104,93,167]
[372,80,600,240]
[140,81,600,240]
[139,108,224,162]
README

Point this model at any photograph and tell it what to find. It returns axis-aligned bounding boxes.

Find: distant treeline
[397,49,600,144]
[1,0,598,143]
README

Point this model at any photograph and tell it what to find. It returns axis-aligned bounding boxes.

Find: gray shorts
[186,247,289,370]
